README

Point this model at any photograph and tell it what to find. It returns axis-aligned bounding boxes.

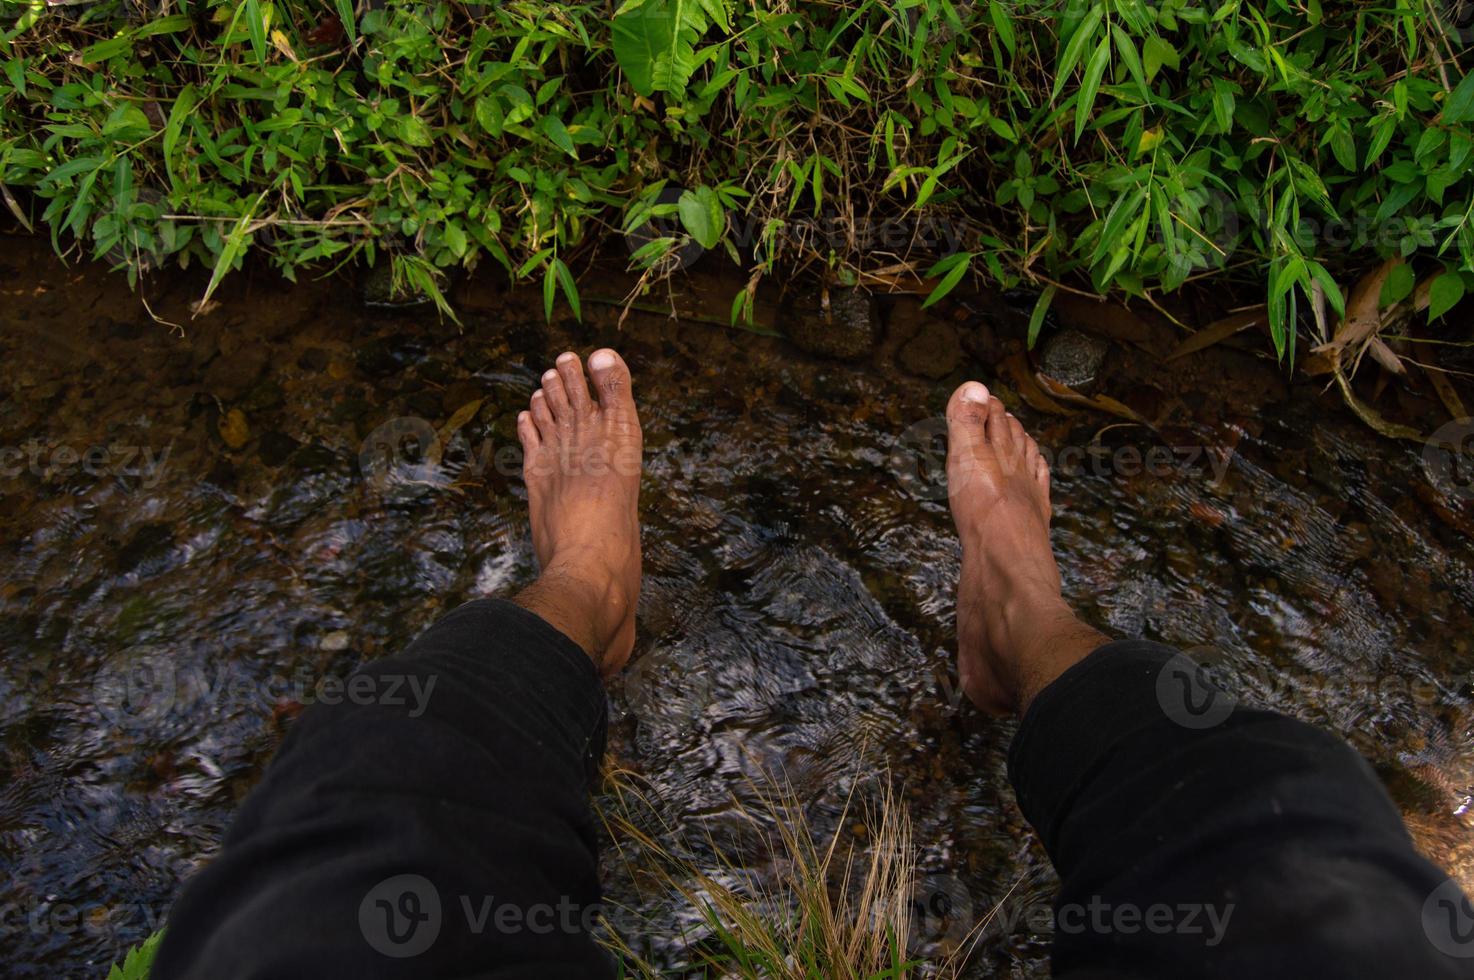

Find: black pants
[152,599,1474,978]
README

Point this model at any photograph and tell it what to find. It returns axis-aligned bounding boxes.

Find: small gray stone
[1040,328,1109,390]
[320,630,351,652]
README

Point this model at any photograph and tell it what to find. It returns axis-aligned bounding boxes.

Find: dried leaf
[1315,259,1406,376]
[1033,370,1155,428]
[1003,353,1072,415]
[1409,333,1469,421]
[1330,361,1424,443]
[1166,307,1266,361]
[440,398,483,442]
[1367,335,1408,376]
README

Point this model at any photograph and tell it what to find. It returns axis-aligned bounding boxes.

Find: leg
[154,350,642,980]
[944,380,1472,978]
[944,380,1106,716]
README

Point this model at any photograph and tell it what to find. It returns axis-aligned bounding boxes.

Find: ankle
[997,594,1107,716]
[512,562,630,670]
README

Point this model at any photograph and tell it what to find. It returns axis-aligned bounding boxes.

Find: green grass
[2,0,1472,357]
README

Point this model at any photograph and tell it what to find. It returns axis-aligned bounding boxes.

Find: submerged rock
[1039,327,1109,390]
[786,285,878,360]
[898,321,962,380]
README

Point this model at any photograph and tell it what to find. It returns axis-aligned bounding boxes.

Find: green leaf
[1111,26,1147,97]
[398,116,433,147]
[1379,263,1416,308]
[541,116,576,157]
[677,186,723,249]
[543,261,557,321]
[989,0,1016,58]
[244,0,267,65]
[163,85,199,192]
[1428,271,1465,322]
[1027,284,1057,348]
[1142,35,1179,82]
[1074,37,1111,144]
[1444,69,1474,124]
[474,96,504,137]
[923,252,971,308]
[79,35,133,64]
[1052,4,1104,101]
[553,257,581,320]
[336,0,357,42]
[612,0,702,96]
[106,931,163,980]
[444,223,467,258]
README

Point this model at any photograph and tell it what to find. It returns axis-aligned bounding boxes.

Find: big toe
[946,382,991,454]
[589,348,636,420]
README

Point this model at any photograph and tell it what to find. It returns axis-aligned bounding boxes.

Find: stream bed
[2,237,1471,976]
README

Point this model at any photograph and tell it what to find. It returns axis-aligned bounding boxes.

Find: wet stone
[354,341,400,379]
[898,321,962,380]
[442,381,484,414]
[204,343,269,400]
[297,348,330,372]
[1039,327,1109,390]
[258,431,301,468]
[786,285,878,360]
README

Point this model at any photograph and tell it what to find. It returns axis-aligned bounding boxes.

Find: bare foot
[512,349,642,675]
[945,381,1107,715]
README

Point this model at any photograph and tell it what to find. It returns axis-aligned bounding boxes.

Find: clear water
[1,240,1470,976]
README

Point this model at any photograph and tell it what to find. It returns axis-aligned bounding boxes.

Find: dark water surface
[2,238,1472,976]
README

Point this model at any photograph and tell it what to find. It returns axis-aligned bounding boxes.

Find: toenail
[589,350,616,372]
[557,351,576,364]
[960,382,989,405]
[543,370,558,383]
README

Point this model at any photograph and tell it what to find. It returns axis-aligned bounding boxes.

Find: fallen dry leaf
[1034,370,1154,428]
[1166,307,1266,361]
[1003,353,1072,415]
